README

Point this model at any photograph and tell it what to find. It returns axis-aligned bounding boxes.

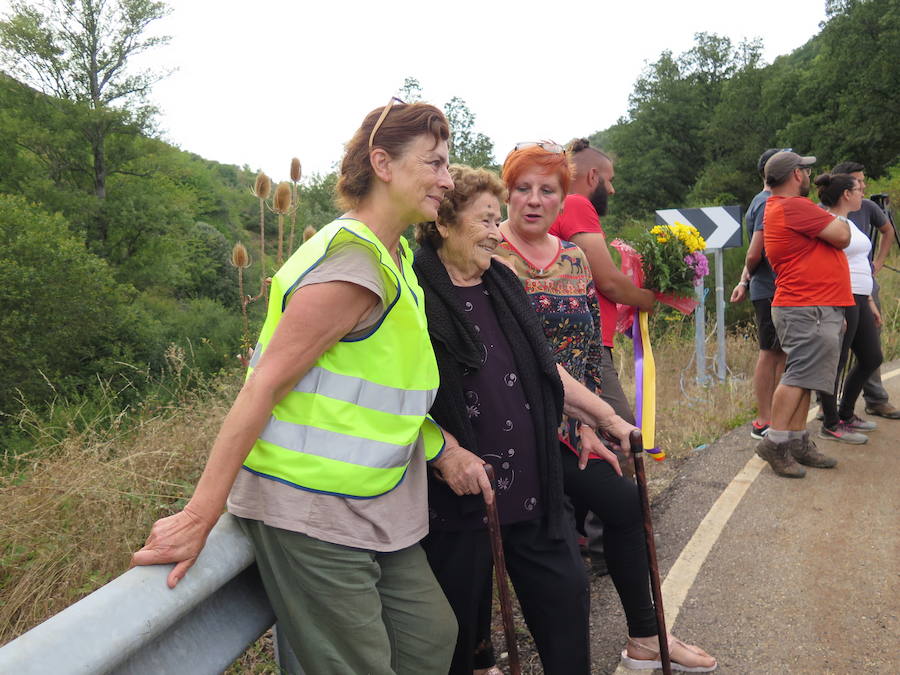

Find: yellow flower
[672,222,706,252]
[651,224,670,243]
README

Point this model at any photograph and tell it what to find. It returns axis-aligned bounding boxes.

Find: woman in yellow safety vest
[132,99,485,674]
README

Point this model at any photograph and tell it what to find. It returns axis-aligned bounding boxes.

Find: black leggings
[561,447,658,637]
[821,295,883,427]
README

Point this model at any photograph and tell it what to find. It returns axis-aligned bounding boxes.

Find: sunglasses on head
[513,141,565,154]
[368,96,406,150]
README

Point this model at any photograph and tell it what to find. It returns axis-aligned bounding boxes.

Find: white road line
[615,367,899,672]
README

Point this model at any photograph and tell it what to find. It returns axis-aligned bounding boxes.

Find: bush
[0,195,134,417]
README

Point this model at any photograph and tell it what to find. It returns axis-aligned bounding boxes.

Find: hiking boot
[750,421,769,440]
[794,432,838,468]
[864,401,900,419]
[817,423,868,445]
[755,438,806,478]
[840,414,877,432]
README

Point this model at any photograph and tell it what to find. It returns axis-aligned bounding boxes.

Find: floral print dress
[495,236,604,457]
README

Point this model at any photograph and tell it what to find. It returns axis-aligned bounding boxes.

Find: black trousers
[821,294,884,427]
[422,517,590,675]
[561,448,659,638]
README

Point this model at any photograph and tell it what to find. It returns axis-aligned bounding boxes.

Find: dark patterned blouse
[451,283,542,526]
[495,236,603,456]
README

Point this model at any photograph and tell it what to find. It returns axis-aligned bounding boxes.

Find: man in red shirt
[549,139,654,571]
[758,151,853,478]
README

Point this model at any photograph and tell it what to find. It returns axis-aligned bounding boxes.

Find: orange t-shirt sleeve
[783,199,835,238]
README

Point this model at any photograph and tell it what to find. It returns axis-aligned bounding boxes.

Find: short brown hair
[336,102,450,211]
[415,165,506,249]
[501,146,572,196]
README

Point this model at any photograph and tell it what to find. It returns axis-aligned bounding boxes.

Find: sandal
[473,668,503,675]
[621,635,717,672]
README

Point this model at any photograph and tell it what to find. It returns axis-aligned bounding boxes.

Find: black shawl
[413,241,567,538]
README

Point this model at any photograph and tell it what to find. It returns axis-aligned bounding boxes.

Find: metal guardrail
[0,513,301,674]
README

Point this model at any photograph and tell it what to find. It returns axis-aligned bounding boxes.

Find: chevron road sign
[655,205,742,249]
[654,204,744,385]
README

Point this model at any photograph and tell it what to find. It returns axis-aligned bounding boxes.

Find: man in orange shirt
[757,151,853,478]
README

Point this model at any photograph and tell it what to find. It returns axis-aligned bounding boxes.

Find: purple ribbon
[632,309,644,432]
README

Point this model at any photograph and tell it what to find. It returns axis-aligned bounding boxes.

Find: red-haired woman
[493,142,717,672]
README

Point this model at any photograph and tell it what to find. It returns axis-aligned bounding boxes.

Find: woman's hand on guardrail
[131,506,214,589]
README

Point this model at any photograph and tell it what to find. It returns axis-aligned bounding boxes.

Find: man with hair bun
[756,151,852,478]
[548,139,654,574]
[831,160,900,420]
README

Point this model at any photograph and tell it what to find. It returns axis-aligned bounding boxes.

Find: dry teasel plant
[253,172,272,200]
[271,181,295,266]
[230,242,252,352]
[250,172,272,303]
[288,157,302,254]
[302,225,317,243]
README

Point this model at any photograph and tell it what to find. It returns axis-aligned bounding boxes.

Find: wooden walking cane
[482,464,521,675]
[629,429,672,675]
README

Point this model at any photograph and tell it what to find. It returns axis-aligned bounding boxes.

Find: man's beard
[588,182,609,216]
[799,174,810,197]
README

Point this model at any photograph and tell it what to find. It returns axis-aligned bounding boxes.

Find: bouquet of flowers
[612,222,709,320]
[636,222,708,296]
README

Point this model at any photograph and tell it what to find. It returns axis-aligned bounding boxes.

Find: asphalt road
[582,361,900,674]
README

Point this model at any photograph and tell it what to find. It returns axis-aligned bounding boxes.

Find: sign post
[655,206,742,383]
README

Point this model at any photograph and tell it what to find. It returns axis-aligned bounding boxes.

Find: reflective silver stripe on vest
[259,417,415,469]
[294,366,435,415]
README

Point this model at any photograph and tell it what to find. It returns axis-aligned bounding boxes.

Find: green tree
[593,34,769,223]
[0,0,171,209]
[784,0,900,174]
[443,96,495,168]
[398,76,423,103]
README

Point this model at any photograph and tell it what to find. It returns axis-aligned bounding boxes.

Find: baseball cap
[757,148,788,175]
[764,151,816,184]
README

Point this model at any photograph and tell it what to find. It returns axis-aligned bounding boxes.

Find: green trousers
[237,517,457,674]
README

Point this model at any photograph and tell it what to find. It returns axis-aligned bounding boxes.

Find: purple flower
[684,251,709,284]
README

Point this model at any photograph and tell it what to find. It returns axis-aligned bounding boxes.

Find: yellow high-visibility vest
[242,219,444,498]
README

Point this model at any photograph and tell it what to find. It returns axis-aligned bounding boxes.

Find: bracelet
[741,280,750,288]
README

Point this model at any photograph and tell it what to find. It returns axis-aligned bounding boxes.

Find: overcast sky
[5,0,829,181]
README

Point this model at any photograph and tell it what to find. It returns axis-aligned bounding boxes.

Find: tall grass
[0,364,240,644]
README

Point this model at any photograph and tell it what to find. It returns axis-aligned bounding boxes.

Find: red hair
[501,146,573,196]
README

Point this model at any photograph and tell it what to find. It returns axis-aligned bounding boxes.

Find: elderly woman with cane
[131,100,469,674]
[413,165,637,674]
[494,143,717,672]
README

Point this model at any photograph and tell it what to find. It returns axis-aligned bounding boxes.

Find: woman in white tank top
[813,172,883,444]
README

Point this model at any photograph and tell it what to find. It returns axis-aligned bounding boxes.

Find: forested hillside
[592,0,899,228]
[0,70,343,438]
